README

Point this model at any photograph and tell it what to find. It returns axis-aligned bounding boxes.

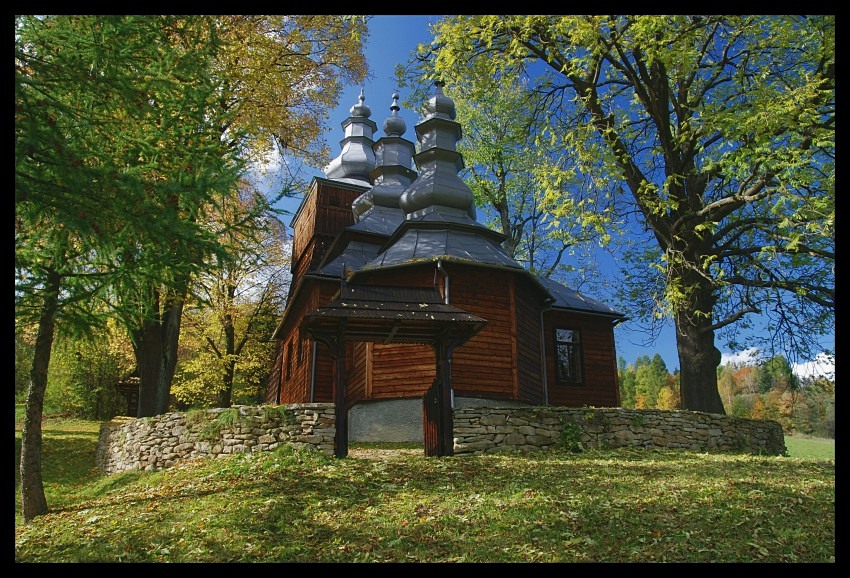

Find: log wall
[544,310,621,407]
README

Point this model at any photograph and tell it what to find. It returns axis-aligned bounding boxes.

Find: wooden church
[266,83,626,457]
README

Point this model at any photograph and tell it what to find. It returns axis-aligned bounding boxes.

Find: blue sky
[280,15,834,380]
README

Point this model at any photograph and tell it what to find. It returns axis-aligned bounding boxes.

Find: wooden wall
[370,342,435,398]
[290,180,364,287]
[264,340,284,404]
[353,265,441,399]
[543,310,620,407]
[270,243,621,409]
[447,265,517,400]
[274,279,342,404]
[514,276,546,405]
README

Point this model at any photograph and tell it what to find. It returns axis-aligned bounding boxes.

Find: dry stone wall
[97,404,786,475]
[96,404,335,475]
[452,407,786,456]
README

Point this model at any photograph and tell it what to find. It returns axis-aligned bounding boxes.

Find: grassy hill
[14,413,834,562]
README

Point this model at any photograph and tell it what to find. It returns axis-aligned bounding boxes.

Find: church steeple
[351,91,417,228]
[358,82,514,272]
[323,89,378,186]
[399,81,476,220]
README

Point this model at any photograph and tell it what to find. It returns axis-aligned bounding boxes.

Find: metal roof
[347,205,405,237]
[316,240,382,278]
[365,227,523,270]
[535,274,626,318]
[301,283,487,345]
[323,89,377,186]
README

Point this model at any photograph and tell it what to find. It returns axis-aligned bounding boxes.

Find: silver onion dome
[382,92,407,137]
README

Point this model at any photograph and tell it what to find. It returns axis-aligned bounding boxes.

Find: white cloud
[720,348,761,365]
[792,352,835,381]
[720,348,835,381]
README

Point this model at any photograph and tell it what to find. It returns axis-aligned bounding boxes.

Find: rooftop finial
[383,90,406,137]
[349,87,372,118]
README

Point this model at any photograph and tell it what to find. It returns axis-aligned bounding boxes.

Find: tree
[634,354,668,409]
[118,15,368,417]
[175,182,290,408]
[15,15,241,521]
[423,72,614,286]
[43,322,135,419]
[797,376,834,438]
[717,365,738,413]
[422,15,835,414]
[617,356,637,408]
[212,16,369,172]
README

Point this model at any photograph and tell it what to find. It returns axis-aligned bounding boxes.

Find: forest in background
[617,353,834,438]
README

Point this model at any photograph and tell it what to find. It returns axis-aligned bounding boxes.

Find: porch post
[332,323,348,459]
[431,336,454,457]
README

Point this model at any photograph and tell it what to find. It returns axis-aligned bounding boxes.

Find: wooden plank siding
[304,281,346,403]
[543,310,620,407]
[370,343,435,398]
[514,277,546,405]
[290,180,364,289]
[264,340,284,404]
[274,278,341,404]
[346,341,369,405]
[443,266,516,400]
[350,264,441,399]
[353,262,521,400]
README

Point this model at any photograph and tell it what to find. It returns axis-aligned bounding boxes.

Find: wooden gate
[422,378,441,456]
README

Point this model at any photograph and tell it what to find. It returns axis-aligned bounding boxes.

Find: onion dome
[382,92,407,137]
[398,81,475,219]
[351,91,417,228]
[323,88,377,186]
[350,88,372,117]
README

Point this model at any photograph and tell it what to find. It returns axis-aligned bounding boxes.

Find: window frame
[554,327,583,385]
[285,341,293,380]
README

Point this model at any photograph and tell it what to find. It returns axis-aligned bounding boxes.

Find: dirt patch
[347,447,423,460]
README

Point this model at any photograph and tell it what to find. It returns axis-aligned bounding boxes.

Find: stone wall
[96,404,335,475]
[452,407,786,456]
[97,404,786,475]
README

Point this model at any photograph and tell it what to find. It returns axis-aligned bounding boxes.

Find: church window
[555,328,582,384]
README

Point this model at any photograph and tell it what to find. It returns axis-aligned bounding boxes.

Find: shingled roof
[301,284,487,345]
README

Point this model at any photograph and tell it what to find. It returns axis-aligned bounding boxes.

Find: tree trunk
[157,297,184,415]
[675,276,726,415]
[133,289,186,417]
[216,307,236,408]
[217,358,235,408]
[20,269,61,522]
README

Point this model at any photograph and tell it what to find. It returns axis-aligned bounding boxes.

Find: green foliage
[14,328,35,399]
[621,354,832,437]
[422,15,834,414]
[559,421,585,453]
[172,185,287,410]
[184,408,208,426]
[15,416,835,562]
[262,405,296,426]
[197,408,240,441]
[619,354,677,410]
[41,324,135,420]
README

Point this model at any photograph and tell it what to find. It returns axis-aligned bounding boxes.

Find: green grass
[15,414,835,563]
[784,435,835,460]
